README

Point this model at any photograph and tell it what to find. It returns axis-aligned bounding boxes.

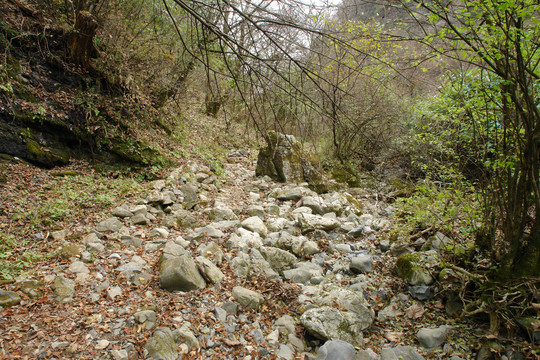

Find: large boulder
[298,213,340,233]
[300,306,365,346]
[145,327,178,360]
[232,286,264,309]
[261,246,298,275]
[159,242,206,291]
[256,132,323,184]
[316,340,356,360]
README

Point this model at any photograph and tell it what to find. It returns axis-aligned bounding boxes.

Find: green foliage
[391,176,482,243]
[403,69,502,181]
[0,232,49,280]
[12,174,141,230]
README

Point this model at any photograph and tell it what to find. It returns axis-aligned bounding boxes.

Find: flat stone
[150,227,169,238]
[96,339,110,350]
[96,217,123,232]
[276,344,294,359]
[111,349,129,360]
[276,188,304,202]
[316,340,356,360]
[69,261,89,274]
[350,255,373,273]
[132,213,149,225]
[417,325,450,348]
[408,285,432,301]
[232,286,264,309]
[381,345,425,360]
[116,262,142,274]
[112,206,134,218]
[121,235,143,248]
[241,216,268,237]
[283,268,312,284]
[298,213,340,233]
[0,290,21,307]
[107,286,123,300]
[195,256,225,284]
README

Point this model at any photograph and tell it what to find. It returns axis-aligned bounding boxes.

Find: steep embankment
[0,2,173,169]
[0,150,495,360]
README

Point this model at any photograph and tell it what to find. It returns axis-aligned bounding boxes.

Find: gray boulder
[303,196,327,215]
[247,205,266,219]
[240,216,268,237]
[195,256,224,284]
[173,323,200,350]
[357,349,380,360]
[232,286,264,309]
[380,346,425,360]
[283,268,313,283]
[300,306,364,346]
[298,213,340,233]
[261,246,298,275]
[350,255,373,273]
[377,294,410,321]
[96,217,122,232]
[112,205,133,218]
[316,340,356,360]
[134,310,157,330]
[274,187,304,202]
[318,288,374,330]
[159,244,206,291]
[417,325,451,348]
[208,206,237,221]
[181,184,199,210]
[230,250,279,279]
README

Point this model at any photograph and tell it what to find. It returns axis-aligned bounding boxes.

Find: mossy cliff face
[256,131,323,184]
[0,118,73,168]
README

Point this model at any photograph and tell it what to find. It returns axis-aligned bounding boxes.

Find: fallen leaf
[384,331,403,342]
[406,304,425,319]
[433,300,444,309]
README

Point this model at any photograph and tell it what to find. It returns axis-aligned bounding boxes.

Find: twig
[409,227,434,241]
[448,264,484,281]
[7,0,37,18]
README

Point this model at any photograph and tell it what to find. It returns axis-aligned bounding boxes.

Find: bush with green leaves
[391,174,482,249]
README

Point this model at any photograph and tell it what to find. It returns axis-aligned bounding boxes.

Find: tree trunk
[70,10,98,68]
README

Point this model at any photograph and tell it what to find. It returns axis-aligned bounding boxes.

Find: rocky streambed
[0,152,502,359]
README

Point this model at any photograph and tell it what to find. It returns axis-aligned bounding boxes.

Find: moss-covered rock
[395,251,440,286]
[256,131,324,184]
[145,327,178,360]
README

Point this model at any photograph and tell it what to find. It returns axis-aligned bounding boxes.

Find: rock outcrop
[256,131,323,184]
